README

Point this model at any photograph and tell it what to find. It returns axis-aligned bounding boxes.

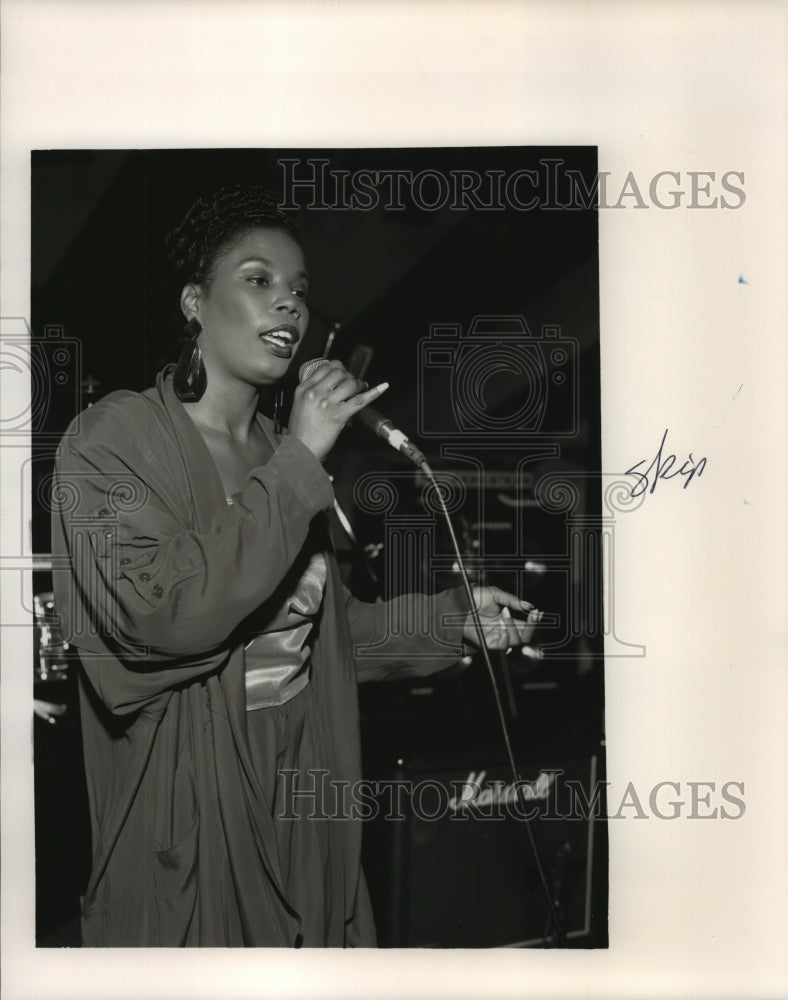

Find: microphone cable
[304,340,566,943]
[417,455,566,946]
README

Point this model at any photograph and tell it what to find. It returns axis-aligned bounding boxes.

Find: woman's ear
[180,283,201,321]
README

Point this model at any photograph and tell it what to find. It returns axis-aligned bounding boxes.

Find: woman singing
[51,185,539,947]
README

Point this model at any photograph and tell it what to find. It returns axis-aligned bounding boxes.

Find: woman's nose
[274,293,301,317]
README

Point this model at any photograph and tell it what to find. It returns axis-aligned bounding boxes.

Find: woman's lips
[260,334,294,359]
[259,326,298,359]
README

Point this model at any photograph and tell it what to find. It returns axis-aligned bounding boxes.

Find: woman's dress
[51,368,468,946]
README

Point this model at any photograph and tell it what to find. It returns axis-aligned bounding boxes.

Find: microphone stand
[329,491,380,588]
[313,317,565,943]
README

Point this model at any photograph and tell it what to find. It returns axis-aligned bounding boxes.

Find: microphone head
[298,357,330,383]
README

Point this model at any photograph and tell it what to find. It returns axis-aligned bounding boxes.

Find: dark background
[31,147,606,947]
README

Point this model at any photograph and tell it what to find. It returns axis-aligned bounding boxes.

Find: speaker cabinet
[362,752,607,948]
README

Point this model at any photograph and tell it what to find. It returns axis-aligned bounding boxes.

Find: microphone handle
[355,406,391,436]
[355,407,427,467]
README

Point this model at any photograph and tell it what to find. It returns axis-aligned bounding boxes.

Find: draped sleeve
[344,585,472,682]
[51,390,335,696]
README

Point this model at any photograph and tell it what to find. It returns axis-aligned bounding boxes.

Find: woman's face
[186,226,310,387]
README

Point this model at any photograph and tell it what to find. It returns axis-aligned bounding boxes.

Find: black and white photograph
[1,3,785,999]
[29,146,606,950]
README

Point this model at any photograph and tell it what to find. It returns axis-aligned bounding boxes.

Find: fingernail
[520,599,534,609]
[502,607,512,619]
[376,382,389,393]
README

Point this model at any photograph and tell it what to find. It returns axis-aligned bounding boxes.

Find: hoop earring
[173,317,206,402]
[273,388,284,434]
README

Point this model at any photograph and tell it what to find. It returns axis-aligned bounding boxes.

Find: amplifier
[361,751,607,948]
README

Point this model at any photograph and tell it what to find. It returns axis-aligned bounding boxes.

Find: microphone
[298,358,428,468]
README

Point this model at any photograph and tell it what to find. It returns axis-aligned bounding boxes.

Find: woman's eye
[293,287,309,300]
[248,275,269,286]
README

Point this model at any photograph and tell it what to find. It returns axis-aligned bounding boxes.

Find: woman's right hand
[287,360,389,462]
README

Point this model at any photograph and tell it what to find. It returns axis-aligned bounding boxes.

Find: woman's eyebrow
[238,255,273,267]
[238,256,309,281]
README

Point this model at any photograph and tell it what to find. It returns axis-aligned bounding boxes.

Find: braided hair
[165,184,299,289]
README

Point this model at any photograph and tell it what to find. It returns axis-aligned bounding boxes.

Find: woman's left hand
[462,586,542,651]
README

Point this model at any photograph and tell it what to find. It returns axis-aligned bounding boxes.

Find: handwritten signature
[626,428,707,498]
